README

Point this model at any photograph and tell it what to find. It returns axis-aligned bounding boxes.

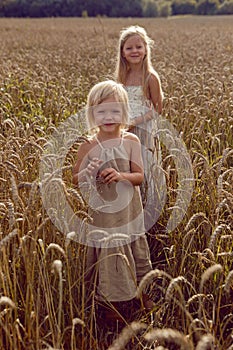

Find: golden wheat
[108,321,147,350]
[144,328,192,349]
[0,16,232,350]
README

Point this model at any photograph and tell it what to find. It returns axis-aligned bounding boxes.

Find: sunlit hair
[86,80,129,132]
[115,25,163,100]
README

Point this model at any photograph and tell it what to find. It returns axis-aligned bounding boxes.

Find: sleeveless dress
[84,133,152,302]
[125,86,167,231]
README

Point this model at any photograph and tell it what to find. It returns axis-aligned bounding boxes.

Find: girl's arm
[149,73,163,114]
[72,143,88,185]
[72,142,102,185]
[100,134,144,186]
[128,111,152,130]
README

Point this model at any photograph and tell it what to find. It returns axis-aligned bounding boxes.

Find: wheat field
[0,16,232,350]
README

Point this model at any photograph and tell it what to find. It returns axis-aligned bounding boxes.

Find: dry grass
[0,16,232,350]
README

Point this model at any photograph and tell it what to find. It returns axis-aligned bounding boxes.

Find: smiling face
[122,34,146,65]
[93,96,123,134]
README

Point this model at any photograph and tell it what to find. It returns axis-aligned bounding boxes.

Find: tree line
[0,0,232,17]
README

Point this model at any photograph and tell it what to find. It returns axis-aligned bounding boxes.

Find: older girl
[115,25,166,231]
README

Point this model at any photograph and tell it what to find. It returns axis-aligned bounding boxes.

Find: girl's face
[93,96,123,133]
[122,34,146,65]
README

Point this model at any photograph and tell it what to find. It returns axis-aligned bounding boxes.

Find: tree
[171,0,196,14]
[108,0,143,17]
[158,1,172,16]
[217,0,233,13]
[3,0,22,17]
[143,0,159,17]
[196,0,219,14]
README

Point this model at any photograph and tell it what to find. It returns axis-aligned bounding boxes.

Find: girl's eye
[112,110,120,113]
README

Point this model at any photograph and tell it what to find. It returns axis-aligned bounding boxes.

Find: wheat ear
[71,318,85,350]
[195,333,215,350]
[0,296,16,309]
[199,264,223,293]
[144,328,191,349]
[136,269,172,299]
[224,270,233,294]
[107,321,147,350]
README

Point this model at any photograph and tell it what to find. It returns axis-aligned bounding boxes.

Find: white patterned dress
[125,86,166,231]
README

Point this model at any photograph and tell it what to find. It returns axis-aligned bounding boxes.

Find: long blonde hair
[86,80,129,132]
[115,25,163,101]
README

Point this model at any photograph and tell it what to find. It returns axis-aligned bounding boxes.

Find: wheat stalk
[67,187,85,207]
[185,212,208,232]
[51,259,63,348]
[224,270,233,294]
[7,201,16,230]
[195,333,215,350]
[136,269,172,299]
[0,17,232,350]
[45,243,66,259]
[208,224,230,251]
[0,228,18,250]
[199,264,223,293]
[71,317,85,350]
[202,248,215,263]
[10,174,24,209]
[107,321,147,350]
[165,276,187,303]
[186,294,208,308]
[0,296,16,309]
[144,328,192,349]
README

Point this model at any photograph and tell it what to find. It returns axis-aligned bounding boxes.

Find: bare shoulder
[77,136,96,154]
[123,131,140,143]
[149,72,160,87]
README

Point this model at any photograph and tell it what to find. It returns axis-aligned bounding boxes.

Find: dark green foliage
[1,0,231,17]
[0,0,143,17]
[196,0,219,14]
[171,0,197,14]
[143,0,159,17]
[217,0,233,13]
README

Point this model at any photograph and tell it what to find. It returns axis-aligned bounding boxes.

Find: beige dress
[85,133,152,302]
[125,86,167,231]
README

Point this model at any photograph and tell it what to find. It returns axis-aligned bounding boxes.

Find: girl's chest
[125,74,142,86]
[88,141,130,162]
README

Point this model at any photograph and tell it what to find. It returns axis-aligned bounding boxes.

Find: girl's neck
[97,129,122,141]
[128,63,142,72]
[126,67,142,86]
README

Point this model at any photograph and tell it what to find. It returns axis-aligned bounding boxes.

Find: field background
[0,16,233,350]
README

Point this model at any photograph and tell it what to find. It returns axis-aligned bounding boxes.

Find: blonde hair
[86,80,129,131]
[115,25,163,101]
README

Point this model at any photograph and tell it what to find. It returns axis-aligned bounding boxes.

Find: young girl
[72,80,153,322]
[115,25,166,231]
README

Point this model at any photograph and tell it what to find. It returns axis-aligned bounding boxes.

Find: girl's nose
[105,112,113,119]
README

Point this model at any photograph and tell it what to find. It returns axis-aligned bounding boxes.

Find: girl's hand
[100,167,122,184]
[127,110,153,130]
[86,158,102,177]
[144,109,153,122]
[127,125,134,131]
[127,120,136,131]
